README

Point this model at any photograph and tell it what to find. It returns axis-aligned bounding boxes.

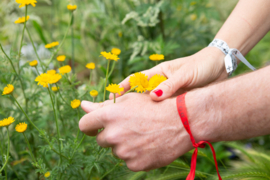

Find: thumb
[150,72,189,101]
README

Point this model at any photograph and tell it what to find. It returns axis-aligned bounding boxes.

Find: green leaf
[32,20,47,44]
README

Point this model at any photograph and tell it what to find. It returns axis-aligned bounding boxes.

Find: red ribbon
[176,93,222,180]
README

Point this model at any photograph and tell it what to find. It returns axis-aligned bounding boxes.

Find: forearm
[187,66,270,142]
[214,0,270,55]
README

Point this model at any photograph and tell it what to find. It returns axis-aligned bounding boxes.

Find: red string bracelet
[176,93,222,180]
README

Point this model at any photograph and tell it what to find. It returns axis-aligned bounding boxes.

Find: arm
[111,0,270,101]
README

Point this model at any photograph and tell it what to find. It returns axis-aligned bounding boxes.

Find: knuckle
[116,147,129,160]
[105,132,119,144]
[126,161,141,172]
[162,80,175,92]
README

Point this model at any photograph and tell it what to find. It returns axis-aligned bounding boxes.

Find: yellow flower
[86,62,95,70]
[57,55,66,62]
[2,84,14,95]
[67,4,77,11]
[52,86,59,92]
[90,90,98,97]
[0,117,15,127]
[59,65,71,74]
[15,122,27,133]
[149,54,164,61]
[190,2,197,6]
[129,72,149,93]
[50,74,62,84]
[14,15,30,24]
[16,0,37,8]
[100,51,119,61]
[118,32,122,37]
[147,74,167,91]
[44,172,50,178]
[71,99,81,109]
[111,48,121,56]
[177,5,182,11]
[47,69,56,75]
[106,84,124,95]
[45,41,59,49]
[35,73,62,88]
[29,60,38,67]
[190,14,197,21]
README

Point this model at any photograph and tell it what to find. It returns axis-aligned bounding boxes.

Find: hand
[79,93,195,171]
[109,47,227,101]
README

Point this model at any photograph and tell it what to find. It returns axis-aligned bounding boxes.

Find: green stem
[45,13,73,71]
[92,97,96,103]
[124,86,138,94]
[35,67,40,75]
[47,88,62,163]
[0,128,10,173]
[103,60,111,101]
[17,5,28,74]
[113,94,116,103]
[23,133,37,163]
[89,70,92,86]
[71,13,75,73]
[26,27,46,72]
[107,60,116,78]
[100,162,121,179]
[56,84,69,105]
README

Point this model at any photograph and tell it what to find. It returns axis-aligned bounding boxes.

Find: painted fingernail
[153,89,163,97]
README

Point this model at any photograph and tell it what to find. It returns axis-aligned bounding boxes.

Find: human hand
[109,47,227,101]
[79,93,198,171]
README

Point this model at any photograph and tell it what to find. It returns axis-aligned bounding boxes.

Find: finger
[109,67,163,100]
[96,130,111,148]
[150,70,191,101]
[79,109,105,136]
[81,100,112,113]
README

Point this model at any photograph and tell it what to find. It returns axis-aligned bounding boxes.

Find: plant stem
[124,86,138,94]
[89,70,92,86]
[55,84,69,105]
[17,5,28,74]
[113,94,116,103]
[26,27,46,72]
[23,133,37,163]
[100,162,121,179]
[35,67,40,75]
[103,60,111,101]
[47,88,62,163]
[71,13,75,73]
[0,128,10,173]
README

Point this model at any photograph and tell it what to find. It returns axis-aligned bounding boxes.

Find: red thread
[176,93,222,180]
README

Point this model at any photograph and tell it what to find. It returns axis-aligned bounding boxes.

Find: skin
[109,0,270,102]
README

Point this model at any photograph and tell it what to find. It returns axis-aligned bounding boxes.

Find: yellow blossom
[90,90,98,97]
[118,32,122,37]
[14,15,30,24]
[59,65,71,74]
[67,4,77,11]
[15,122,27,133]
[190,2,197,6]
[57,55,66,62]
[71,99,81,109]
[47,69,56,75]
[2,84,14,95]
[100,51,119,61]
[149,54,164,61]
[147,74,167,91]
[52,86,59,92]
[50,74,62,84]
[129,72,149,93]
[177,5,182,11]
[86,62,95,70]
[45,41,59,49]
[111,48,121,56]
[16,0,37,8]
[0,117,15,127]
[44,172,50,178]
[106,84,124,95]
[29,60,38,67]
[190,14,197,21]
[35,73,62,88]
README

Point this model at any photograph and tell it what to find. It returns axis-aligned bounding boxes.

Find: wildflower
[45,41,59,49]
[14,15,30,24]
[0,117,15,127]
[50,74,62,84]
[2,84,14,95]
[59,65,71,74]
[111,48,121,56]
[106,84,124,95]
[149,54,164,61]
[100,51,119,61]
[190,14,197,21]
[15,122,27,133]
[190,2,197,6]
[90,90,98,97]
[29,60,38,67]
[35,73,62,88]
[47,69,56,75]
[16,0,37,8]
[57,55,66,62]
[71,99,81,109]
[118,32,122,37]
[44,172,50,178]
[52,86,59,92]
[67,4,77,11]
[147,74,167,91]
[129,72,149,93]
[86,62,95,70]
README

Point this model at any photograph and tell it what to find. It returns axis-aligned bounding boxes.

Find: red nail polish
[153,89,163,97]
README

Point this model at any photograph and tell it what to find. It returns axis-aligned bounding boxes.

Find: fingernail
[153,89,163,97]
